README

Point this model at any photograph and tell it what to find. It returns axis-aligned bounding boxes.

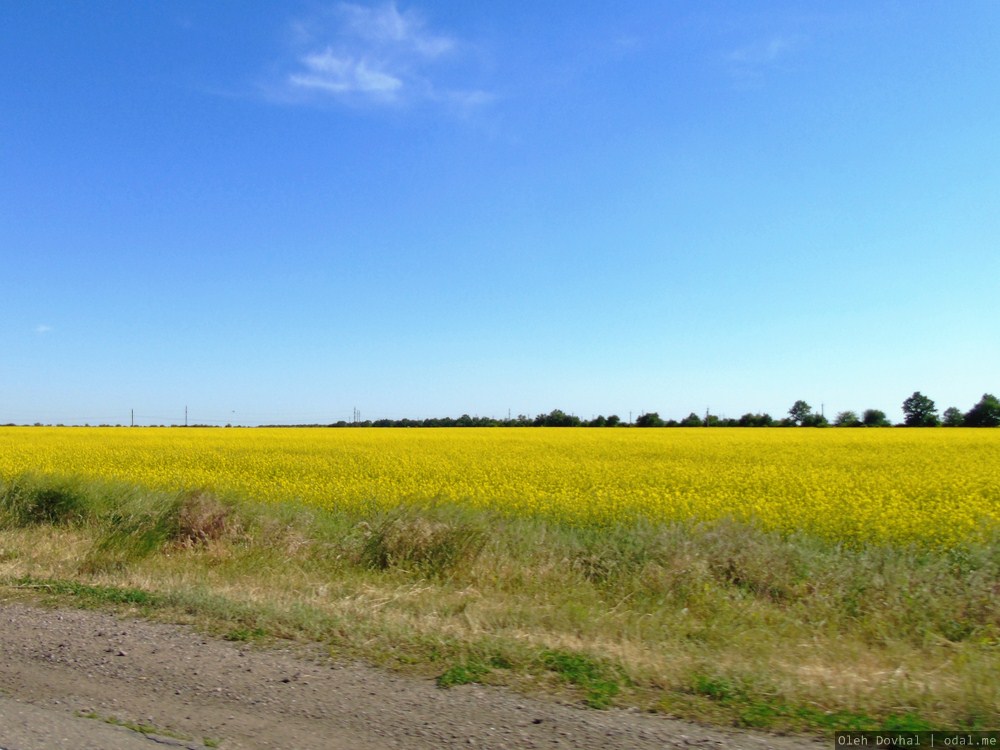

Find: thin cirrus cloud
[725,34,806,85]
[728,36,799,65]
[280,2,490,108]
[291,49,404,97]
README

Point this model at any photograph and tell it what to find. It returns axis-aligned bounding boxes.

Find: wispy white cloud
[337,1,454,58]
[728,36,799,65]
[34,324,53,335]
[725,34,806,86]
[276,2,490,109]
[290,48,403,98]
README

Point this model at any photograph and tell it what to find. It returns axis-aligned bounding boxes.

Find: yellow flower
[1,426,997,549]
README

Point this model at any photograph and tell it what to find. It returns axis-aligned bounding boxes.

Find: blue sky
[3,1,998,425]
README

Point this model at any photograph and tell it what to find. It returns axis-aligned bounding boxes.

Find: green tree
[534,409,577,426]
[862,408,890,427]
[964,393,1000,427]
[902,391,939,426]
[738,412,773,427]
[834,410,861,427]
[605,414,621,427]
[788,400,812,426]
[680,412,703,427]
[941,407,965,427]
[635,412,665,427]
[801,412,829,427]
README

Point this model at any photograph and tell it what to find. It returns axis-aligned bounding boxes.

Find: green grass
[222,626,268,642]
[76,710,203,744]
[2,472,997,734]
[436,660,493,688]
[680,673,939,732]
[539,650,624,708]
[9,577,159,607]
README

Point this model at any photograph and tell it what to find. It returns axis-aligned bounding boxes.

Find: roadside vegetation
[1,472,996,734]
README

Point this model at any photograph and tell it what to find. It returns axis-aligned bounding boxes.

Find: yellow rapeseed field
[1,427,997,548]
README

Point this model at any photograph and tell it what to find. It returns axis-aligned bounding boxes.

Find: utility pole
[131,409,134,427]
[185,405,188,427]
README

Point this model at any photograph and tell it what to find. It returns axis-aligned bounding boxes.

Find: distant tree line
[307,392,999,428]
[16,392,995,429]
[322,409,621,428]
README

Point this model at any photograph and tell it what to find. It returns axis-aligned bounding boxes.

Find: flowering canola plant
[1,427,997,549]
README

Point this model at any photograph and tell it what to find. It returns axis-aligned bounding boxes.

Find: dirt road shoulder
[0,601,824,749]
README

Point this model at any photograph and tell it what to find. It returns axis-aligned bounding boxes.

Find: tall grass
[0,473,996,733]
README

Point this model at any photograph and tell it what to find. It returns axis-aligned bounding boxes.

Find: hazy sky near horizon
[3,1,998,426]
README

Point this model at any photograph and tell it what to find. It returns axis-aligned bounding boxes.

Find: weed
[80,489,234,573]
[11,576,158,607]
[686,672,941,732]
[172,490,234,547]
[436,651,512,688]
[570,523,658,585]
[223,626,267,642]
[692,674,741,703]
[0,475,91,527]
[358,504,487,578]
[76,710,193,742]
[540,649,622,709]
[437,660,492,688]
[82,511,173,573]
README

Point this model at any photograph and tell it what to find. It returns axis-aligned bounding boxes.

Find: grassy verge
[1,472,996,734]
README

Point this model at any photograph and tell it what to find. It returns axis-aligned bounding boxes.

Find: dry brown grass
[172,490,236,548]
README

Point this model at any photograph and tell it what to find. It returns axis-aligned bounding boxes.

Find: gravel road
[0,602,826,749]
